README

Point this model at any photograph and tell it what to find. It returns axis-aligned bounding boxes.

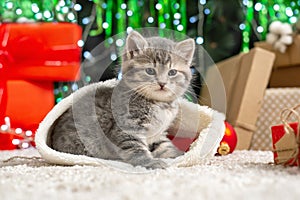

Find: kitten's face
[122,31,195,102]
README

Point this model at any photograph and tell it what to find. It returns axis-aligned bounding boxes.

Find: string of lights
[0,117,34,149]
[240,0,300,52]
[1,0,300,102]
[0,0,77,22]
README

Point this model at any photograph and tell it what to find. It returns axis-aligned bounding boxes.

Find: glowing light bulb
[160,23,166,29]
[121,3,127,9]
[110,53,117,61]
[164,13,170,19]
[204,8,210,15]
[127,27,133,33]
[6,2,13,9]
[15,128,22,134]
[107,37,114,44]
[43,11,52,18]
[21,142,30,149]
[1,125,9,132]
[102,3,107,9]
[116,39,124,47]
[127,10,133,16]
[155,3,162,10]
[62,86,69,92]
[273,4,280,11]
[257,26,264,33]
[254,3,262,11]
[85,76,91,83]
[25,131,33,137]
[290,16,297,23]
[77,40,84,47]
[102,22,109,29]
[12,139,20,145]
[174,13,181,19]
[189,16,197,23]
[16,8,22,15]
[59,0,65,7]
[72,83,79,91]
[173,19,180,25]
[177,25,184,31]
[67,13,75,21]
[196,37,204,44]
[35,13,43,20]
[83,51,92,59]
[200,0,206,5]
[148,17,154,23]
[82,17,90,24]
[286,7,293,17]
[239,23,246,30]
[173,3,180,9]
[31,4,40,13]
[62,7,69,14]
[74,4,82,11]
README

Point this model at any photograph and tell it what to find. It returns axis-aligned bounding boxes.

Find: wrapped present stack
[200,21,300,151]
[200,47,275,149]
[0,23,82,150]
[252,29,300,151]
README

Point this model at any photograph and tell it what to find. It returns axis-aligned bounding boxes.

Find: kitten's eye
[145,68,156,75]
[168,69,177,76]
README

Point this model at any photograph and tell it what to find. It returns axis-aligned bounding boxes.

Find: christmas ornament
[168,121,236,155]
[217,121,237,156]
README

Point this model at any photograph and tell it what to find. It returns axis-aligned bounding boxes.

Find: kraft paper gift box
[255,35,300,87]
[0,23,81,138]
[251,88,300,150]
[200,47,275,150]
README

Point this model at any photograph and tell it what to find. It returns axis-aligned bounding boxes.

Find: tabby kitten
[51,31,195,169]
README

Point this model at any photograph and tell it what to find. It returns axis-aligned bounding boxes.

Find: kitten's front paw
[169,149,184,158]
[144,159,168,169]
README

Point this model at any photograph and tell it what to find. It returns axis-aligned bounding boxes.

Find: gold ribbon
[273,105,300,166]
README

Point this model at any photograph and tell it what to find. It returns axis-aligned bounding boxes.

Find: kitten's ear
[125,31,148,52]
[175,38,195,64]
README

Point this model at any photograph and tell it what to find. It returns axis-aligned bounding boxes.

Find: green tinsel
[88,0,187,38]
[241,0,300,52]
[0,0,77,22]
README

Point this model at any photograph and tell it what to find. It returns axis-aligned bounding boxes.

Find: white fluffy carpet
[0,149,300,200]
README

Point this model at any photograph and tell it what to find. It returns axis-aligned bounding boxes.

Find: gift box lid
[254,34,300,68]
[0,23,82,81]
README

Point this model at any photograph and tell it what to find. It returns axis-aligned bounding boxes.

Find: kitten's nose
[158,82,166,89]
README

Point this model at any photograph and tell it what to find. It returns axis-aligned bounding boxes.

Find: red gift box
[0,23,82,149]
[0,133,18,150]
[4,80,54,130]
[271,106,300,166]
[0,23,81,81]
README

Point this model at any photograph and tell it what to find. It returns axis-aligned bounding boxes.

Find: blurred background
[1,0,299,99]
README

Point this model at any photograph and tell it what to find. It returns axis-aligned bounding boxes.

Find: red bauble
[217,122,238,155]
